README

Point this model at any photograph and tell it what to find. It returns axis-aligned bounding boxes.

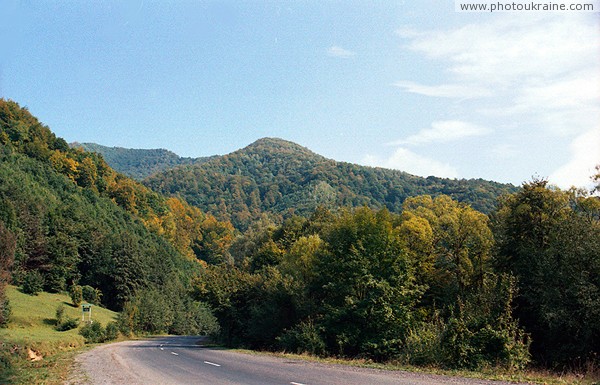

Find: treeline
[143,137,517,230]
[194,180,599,369]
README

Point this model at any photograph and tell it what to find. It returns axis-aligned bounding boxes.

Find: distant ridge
[136,137,518,230]
[71,142,215,180]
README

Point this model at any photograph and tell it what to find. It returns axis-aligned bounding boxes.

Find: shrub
[81,285,102,305]
[79,322,106,343]
[0,296,10,327]
[69,285,83,307]
[403,314,446,366]
[54,304,79,331]
[105,321,119,341]
[21,271,44,295]
[56,317,79,331]
[55,304,65,324]
[277,320,326,356]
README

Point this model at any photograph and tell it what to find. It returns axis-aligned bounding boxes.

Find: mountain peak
[238,137,323,159]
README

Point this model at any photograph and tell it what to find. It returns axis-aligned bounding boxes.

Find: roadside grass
[0,285,118,384]
[231,349,599,385]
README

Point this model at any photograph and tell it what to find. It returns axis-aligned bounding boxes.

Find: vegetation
[0,99,598,382]
[141,137,517,230]
[493,180,600,367]
[0,286,118,384]
[73,142,214,180]
[0,99,225,379]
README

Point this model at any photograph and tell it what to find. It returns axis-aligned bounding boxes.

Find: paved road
[71,336,530,385]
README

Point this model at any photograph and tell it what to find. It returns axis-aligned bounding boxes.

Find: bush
[57,317,79,331]
[55,304,65,324]
[277,320,326,356]
[105,321,119,341]
[439,276,531,370]
[21,271,44,295]
[81,285,102,305]
[70,285,83,307]
[54,304,79,331]
[403,314,446,366]
[0,296,10,327]
[79,322,106,343]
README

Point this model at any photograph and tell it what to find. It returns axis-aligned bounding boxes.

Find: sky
[1,1,599,188]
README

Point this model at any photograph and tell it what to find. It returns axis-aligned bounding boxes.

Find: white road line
[171,352,179,356]
[290,382,307,385]
[203,361,221,367]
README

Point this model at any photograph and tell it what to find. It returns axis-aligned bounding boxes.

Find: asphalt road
[71,336,529,385]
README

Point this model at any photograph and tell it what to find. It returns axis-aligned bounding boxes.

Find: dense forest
[87,137,517,230]
[194,181,599,369]
[73,142,214,180]
[1,99,599,373]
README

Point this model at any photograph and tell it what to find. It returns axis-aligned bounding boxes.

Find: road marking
[171,352,179,356]
[290,382,307,385]
[203,361,221,367]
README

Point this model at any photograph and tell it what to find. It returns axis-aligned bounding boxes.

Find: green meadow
[0,286,118,384]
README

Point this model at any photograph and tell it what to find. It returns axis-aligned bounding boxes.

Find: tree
[0,222,15,326]
[313,207,421,359]
[399,195,494,308]
[493,179,600,365]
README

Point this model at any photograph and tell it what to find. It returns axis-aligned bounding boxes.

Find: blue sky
[1,1,598,188]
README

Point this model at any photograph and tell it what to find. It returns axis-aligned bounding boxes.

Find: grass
[230,349,600,385]
[0,285,119,384]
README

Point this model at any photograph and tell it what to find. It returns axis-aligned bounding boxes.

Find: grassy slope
[0,286,118,384]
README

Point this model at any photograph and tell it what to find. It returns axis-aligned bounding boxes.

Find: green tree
[313,207,421,359]
[493,180,600,365]
[399,195,494,308]
[0,222,15,326]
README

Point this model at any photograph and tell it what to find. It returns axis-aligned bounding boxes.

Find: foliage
[81,285,102,305]
[118,280,219,336]
[79,321,106,343]
[22,270,44,295]
[0,221,14,326]
[104,321,119,341]
[74,142,212,180]
[277,320,326,356]
[69,285,83,307]
[144,137,517,230]
[398,195,494,309]
[493,179,600,366]
[54,304,79,331]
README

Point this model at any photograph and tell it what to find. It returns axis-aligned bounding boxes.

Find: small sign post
[82,304,92,323]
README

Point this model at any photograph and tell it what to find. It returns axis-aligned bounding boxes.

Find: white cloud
[363,148,458,179]
[394,13,600,186]
[402,15,599,87]
[394,80,492,99]
[327,46,356,58]
[390,120,492,146]
[549,127,600,189]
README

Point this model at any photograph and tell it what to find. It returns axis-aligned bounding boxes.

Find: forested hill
[0,99,233,315]
[143,137,518,230]
[72,142,214,180]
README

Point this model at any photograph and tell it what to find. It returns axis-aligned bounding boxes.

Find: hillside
[72,142,214,180]
[143,137,517,229]
[0,99,210,311]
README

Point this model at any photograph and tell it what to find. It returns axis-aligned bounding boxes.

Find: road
[69,336,529,385]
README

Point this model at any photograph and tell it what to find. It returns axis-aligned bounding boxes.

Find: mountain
[72,142,214,180]
[143,137,517,230]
